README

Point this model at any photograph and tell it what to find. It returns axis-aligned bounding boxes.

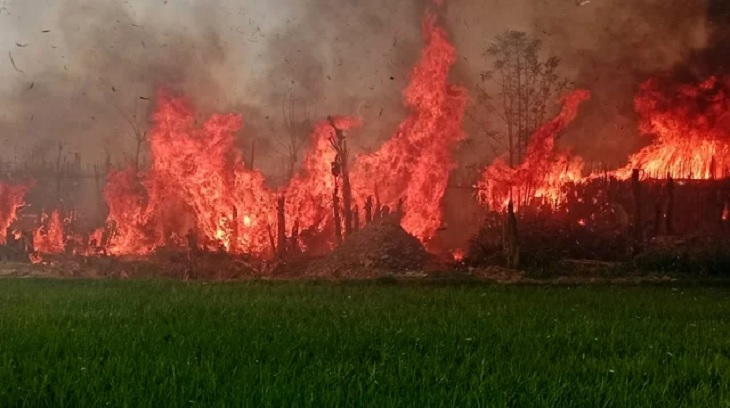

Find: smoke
[538,0,713,164]
[0,0,723,176]
[0,0,432,175]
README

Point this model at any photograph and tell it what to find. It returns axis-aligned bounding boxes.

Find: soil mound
[306,217,429,278]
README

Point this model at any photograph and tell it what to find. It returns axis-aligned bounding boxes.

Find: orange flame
[477,90,591,211]
[351,11,467,245]
[615,76,730,180]
[104,92,275,256]
[34,210,65,255]
[0,181,31,244]
[284,116,362,244]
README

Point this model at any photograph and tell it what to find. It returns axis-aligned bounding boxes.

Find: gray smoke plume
[0,0,722,178]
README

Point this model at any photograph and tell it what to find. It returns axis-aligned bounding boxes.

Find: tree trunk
[341,154,353,238]
[333,179,342,245]
[365,196,373,225]
[352,205,360,232]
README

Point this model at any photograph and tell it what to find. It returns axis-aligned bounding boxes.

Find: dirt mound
[306,218,430,278]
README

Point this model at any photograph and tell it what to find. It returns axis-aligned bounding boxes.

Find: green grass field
[0,279,729,407]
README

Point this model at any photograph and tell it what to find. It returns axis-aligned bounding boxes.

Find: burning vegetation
[1,1,729,279]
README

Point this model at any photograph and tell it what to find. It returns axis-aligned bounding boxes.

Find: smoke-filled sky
[0,0,719,178]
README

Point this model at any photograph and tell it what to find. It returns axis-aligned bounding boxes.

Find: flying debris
[577,0,591,5]
[8,51,23,73]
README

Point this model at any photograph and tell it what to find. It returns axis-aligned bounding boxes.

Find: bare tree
[278,91,311,180]
[110,97,149,176]
[482,31,570,167]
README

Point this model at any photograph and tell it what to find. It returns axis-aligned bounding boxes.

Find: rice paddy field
[0,279,729,407]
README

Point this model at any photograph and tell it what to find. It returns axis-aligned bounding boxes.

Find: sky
[0,0,717,178]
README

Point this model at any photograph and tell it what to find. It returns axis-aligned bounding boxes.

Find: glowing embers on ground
[477,90,591,211]
[616,76,730,180]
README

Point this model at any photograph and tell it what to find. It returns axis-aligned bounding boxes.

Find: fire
[616,76,730,180]
[284,116,362,245]
[34,210,65,255]
[452,248,465,262]
[351,9,467,245]
[99,3,463,258]
[0,181,31,244]
[104,92,275,256]
[477,90,591,211]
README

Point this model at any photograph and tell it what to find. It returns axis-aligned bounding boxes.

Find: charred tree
[352,205,360,232]
[332,179,343,246]
[290,220,300,255]
[503,201,520,269]
[365,196,373,225]
[328,116,353,238]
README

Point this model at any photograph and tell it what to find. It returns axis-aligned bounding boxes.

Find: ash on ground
[306,218,430,278]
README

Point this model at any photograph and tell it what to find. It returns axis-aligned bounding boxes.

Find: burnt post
[364,196,373,225]
[632,169,642,243]
[290,219,300,254]
[276,195,286,258]
[666,174,674,235]
[352,205,360,232]
[332,181,343,245]
[230,205,239,254]
[328,117,353,238]
[396,198,405,222]
[504,201,519,269]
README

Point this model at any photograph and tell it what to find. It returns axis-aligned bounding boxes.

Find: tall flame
[34,210,65,255]
[105,92,275,256]
[284,116,362,240]
[477,90,591,211]
[100,3,470,257]
[351,10,467,244]
[616,76,730,180]
[0,181,31,243]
